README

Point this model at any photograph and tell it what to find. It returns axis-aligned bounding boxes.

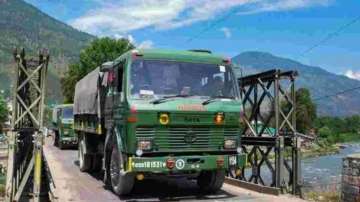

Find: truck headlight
[214,112,224,125]
[224,139,236,149]
[159,113,170,125]
[137,140,152,151]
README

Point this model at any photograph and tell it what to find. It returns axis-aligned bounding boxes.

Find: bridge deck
[43,136,305,202]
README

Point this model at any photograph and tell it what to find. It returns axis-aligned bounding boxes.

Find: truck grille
[136,127,239,151]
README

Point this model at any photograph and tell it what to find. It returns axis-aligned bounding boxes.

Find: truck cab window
[129,60,239,99]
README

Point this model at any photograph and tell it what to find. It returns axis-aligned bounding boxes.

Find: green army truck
[52,104,77,149]
[73,49,246,195]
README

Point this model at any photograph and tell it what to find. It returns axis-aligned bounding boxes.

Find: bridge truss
[228,69,301,195]
[5,49,49,202]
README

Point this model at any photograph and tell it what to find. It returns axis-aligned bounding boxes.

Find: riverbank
[305,191,339,202]
[301,143,360,201]
[302,138,360,159]
[302,143,340,159]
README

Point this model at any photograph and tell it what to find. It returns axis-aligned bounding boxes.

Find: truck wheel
[79,137,92,172]
[110,146,134,195]
[59,140,65,150]
[53,131,58,147]
[197,170,225,193]
[92,155,102,172]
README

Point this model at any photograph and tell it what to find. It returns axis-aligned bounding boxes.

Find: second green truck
[73,49,246,195]
[52,104,77,149]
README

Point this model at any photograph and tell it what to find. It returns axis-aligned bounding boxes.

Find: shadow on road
[123,178,237,202]
[73,160,237,201]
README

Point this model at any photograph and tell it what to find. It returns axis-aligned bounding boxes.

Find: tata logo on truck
[184,116,200,123]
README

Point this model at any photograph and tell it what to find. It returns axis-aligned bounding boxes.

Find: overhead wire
[313,86,360,101]
[299,15,360,57]
[301,15,360,100]
[185,7,239,44]
[183,5,360,101]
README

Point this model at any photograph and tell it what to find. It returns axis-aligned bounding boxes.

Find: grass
[305,191,340,202]
[302,143,340,159]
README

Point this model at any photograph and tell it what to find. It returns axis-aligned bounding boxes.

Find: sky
[24,0,360,79]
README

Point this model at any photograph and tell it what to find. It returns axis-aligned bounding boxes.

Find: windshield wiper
[202,96,235,105]
[150,94,192,104]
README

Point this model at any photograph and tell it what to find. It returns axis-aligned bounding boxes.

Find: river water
[301,143,360,192]
[243,143,360,192]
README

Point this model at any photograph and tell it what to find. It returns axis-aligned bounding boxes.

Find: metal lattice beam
[228,69,301,195]
[5,49,49,202]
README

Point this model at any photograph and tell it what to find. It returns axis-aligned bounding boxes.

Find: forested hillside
[0,0,94,103]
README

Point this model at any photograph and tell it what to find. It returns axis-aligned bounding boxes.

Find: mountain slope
[232,51,360,116]
[0,0,95,102]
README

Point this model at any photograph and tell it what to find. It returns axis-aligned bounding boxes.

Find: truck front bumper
[60,137,78,145]
[127,154,246,173]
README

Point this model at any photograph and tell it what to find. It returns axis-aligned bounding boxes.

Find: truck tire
[79,137,92,172]
[110,145,134,195]
[197,170,225,193]
[92,155,102,172]
[59,140,65,150]
[53,131,59,147]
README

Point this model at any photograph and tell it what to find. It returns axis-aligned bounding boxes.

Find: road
[43,136,305,202]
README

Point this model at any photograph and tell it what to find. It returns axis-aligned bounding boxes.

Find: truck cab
[52,104,77,149]
[74,49,246,195]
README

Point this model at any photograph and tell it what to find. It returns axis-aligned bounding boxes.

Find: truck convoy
[73,49,246,195]
[52,104,77,149]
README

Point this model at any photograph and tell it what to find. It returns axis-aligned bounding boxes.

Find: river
[243,143,360,193]
[301,143,360,192]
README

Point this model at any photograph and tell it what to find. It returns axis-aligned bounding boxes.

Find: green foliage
[0,0,95,103]
[315,115,360,144]
[0,94,8,124]
[282,88,316,133]
[61,37,134,102]
[296,88,317,133]
[318,126,332,139]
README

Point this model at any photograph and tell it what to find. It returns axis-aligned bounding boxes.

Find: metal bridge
[4,49,303,202]
[231,69,302,195]
[5,49,50,202]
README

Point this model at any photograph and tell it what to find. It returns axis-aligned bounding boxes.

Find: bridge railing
[228,69,301,195]
[5,49,49,202]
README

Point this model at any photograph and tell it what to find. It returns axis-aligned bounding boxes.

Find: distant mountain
[0,0,95,102]
[232,51,360,117]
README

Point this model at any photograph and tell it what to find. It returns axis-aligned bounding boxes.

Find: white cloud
[70,0,331,36]
[220,27,232,38]
[138,40,154,49]
[111,34,154,49]
[345,70,360,80]
[237,0,331,15]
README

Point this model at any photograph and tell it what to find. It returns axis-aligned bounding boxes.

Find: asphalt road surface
[43,137,305,202]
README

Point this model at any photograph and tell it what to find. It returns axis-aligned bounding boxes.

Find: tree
[295,88,317,133]
[318,126,332,139]
[61,37,134,102]
[282,88,316,133]
[0,94,8,131]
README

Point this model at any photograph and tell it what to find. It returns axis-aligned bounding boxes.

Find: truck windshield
[62,107,73,119]
[129,60,239,100]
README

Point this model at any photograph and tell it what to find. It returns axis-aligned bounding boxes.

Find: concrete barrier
[342,153,360,202]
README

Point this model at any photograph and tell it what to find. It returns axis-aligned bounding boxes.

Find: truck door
[104,60,126,129]
[113,60,126,124]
